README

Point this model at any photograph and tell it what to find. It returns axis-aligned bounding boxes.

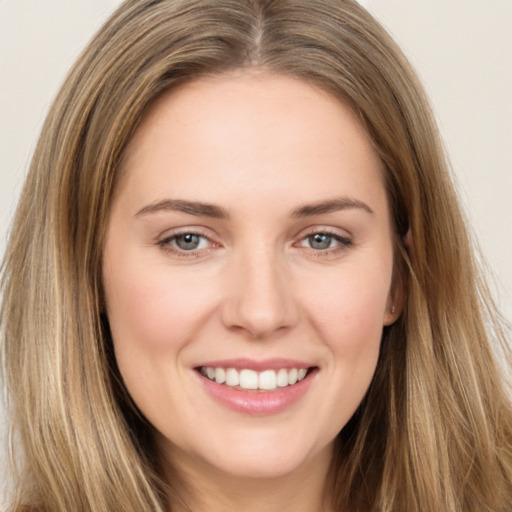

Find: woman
[1,1,511,511]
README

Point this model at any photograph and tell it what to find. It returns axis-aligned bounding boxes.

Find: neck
[159,443,335,512]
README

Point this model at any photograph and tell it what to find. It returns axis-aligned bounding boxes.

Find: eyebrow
[291,197,374,217]
[135,196,374,219]
[136,199,229,219]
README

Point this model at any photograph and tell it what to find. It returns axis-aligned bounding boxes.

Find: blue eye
[299,231,352,252]
[307,233,335,250]
[159,232,211,254]
[173,233,205,251]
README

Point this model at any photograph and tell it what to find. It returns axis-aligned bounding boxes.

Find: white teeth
[201,366,310,390]
[258,370,277,390]
[276,368,289,387]
[214,367,226,384]
[225,368,240,386]
[239,369,258,390]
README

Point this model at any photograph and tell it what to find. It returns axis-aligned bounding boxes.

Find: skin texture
[102,71,400,512]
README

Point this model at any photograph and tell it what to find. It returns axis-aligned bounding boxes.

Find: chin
[167,425,335,482]
[211,452,313,480]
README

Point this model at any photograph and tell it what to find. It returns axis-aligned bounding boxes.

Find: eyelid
[293,226,354,256]
[155,225,354,259]
[157,227,221,258]
[297,225,353,242]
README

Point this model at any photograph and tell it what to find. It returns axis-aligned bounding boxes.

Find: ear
[383,229,412,326]
[383,285,405,326]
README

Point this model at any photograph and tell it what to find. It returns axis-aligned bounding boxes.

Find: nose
[220,247,300,339]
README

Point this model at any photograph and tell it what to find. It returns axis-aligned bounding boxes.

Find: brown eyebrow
[136,199,229,219]
[136,196,373,220]
[291,197,374,217]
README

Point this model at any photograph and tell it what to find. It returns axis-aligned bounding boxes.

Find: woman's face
[102,72,399,481]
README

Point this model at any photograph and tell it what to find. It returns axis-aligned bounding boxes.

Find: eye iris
[175,234,201,250]
[309,233,332,250]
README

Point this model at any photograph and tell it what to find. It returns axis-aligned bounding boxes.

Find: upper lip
[195,358,316,371]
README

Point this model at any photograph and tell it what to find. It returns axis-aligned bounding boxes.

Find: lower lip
[197,369,317,416]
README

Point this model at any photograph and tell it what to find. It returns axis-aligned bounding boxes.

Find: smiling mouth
[198,366,314,391]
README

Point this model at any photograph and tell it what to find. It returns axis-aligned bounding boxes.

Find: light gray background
[1,0,511,506]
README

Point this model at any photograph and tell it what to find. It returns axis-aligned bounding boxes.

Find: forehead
[116,71,387,217]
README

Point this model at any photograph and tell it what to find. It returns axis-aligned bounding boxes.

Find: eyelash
[157,230,215,258]
[296,229,353,257]
[157,228,353,259]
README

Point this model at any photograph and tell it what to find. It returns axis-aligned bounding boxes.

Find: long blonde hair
[2,1,511,511]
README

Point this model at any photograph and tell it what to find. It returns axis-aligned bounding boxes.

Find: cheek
[102,258,219,376]
[309,264,390,332]
[300,266,390,431]
[102,262,217,415]
[302,262,391,377]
